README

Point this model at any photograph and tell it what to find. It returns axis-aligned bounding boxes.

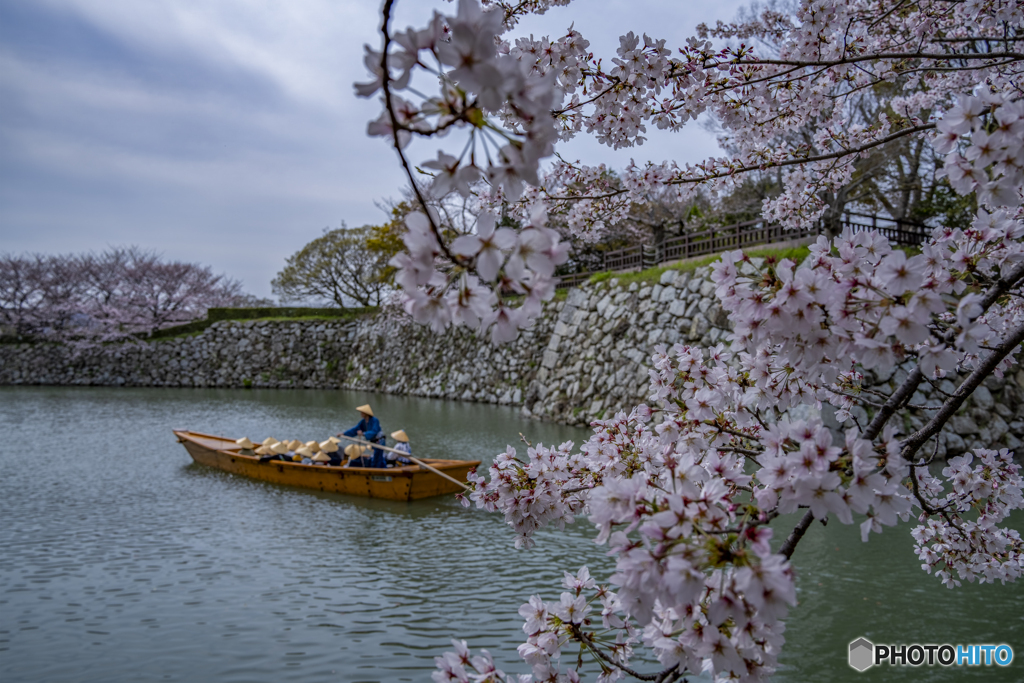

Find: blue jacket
[345,416,386,468]
[344,416,382,442]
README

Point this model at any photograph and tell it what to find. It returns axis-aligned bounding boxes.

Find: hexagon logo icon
[849,637,874,672]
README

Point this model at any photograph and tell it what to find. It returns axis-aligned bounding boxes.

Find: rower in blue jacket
[340,403,387,468]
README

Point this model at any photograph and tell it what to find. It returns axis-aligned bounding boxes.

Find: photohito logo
[849,638,1013,671]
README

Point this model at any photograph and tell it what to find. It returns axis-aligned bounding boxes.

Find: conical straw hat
[271,441,289,455]
[255,445,273,455]
[236,437,255,449]
[311,452,331,463]
[295,446,314,458]
[305,440,321,453]
[356,404,373,416]
[262,437,278,447]
[287,439,303,451]
[327,436,341,444]
[320,440,339,453]
[390,430,409,443]
[344,444,362,458]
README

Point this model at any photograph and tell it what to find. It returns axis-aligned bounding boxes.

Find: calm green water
[0,387,1021,682]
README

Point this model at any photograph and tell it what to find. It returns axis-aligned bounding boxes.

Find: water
[1,387,1021,682]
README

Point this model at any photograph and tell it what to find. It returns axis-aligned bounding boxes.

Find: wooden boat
[173,430,480,501]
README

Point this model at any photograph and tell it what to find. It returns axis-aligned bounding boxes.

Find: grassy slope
[587,244,814,288]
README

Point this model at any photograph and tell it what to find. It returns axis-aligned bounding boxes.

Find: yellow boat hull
[174,430,480,501]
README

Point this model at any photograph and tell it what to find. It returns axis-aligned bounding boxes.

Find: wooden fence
[554,211,932,290]
[835,211,932,246]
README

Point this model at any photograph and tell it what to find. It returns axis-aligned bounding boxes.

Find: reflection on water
[0,387,1021,682]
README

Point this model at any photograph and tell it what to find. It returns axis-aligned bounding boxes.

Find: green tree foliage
[363,201,415,286]
[271,225,389,307]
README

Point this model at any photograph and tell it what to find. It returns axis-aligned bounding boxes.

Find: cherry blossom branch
[569,624,678,682]
[864,366,925,441]
[893,60,1024,74]
[865,0,914,29]
[546,122,938,205]
[779,510,815,560]
[979,261,1024,312]
[923,375,955,398]
[722,51,1024,67]
[931,36,1024,43]
[907,459,947,516]
[832,387,937,410]
[379,0,464,267]
[687,53,1020,102]
[902,320,1024,463]
[897,245,1024,471]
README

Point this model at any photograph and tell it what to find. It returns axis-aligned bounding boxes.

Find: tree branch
[380,0,464,267]
[779,509,815,559]
[543,123,938,206]
[570,624,678,682]
[864,366,925,441]
[902,321,1024,462]
[898,261,1024,460]
[722,51,1024,68]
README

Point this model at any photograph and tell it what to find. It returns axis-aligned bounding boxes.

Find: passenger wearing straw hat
[339,404,386,468]
[342,443,374,468]
[387,430,413,467]
[319,438,342,466]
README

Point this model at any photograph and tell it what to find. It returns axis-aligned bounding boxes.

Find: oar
[337,435,471,491]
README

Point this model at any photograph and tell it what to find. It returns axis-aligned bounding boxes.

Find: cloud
[22,0,374,109]
[0,0,745,298]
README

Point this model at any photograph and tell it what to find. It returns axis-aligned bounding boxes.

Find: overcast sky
[0,0,746,299]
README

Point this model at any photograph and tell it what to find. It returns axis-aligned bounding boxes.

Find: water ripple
[1,387,1021,683]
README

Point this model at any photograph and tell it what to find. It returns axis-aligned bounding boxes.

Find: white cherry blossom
[359,1,1024,680]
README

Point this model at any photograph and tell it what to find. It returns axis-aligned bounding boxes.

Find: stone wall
[0,267,727,422]
[3,265,1024,458]
[528,268,733,424]
[0,320,357,389]
[330,267,732,426]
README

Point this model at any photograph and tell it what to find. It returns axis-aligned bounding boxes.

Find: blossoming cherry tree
[359,1,1024,680]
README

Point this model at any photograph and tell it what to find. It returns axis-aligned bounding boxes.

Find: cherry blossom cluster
[480,0,572,31]
[513,568,638,682]
[358,0,583,340]
[711,208,1024,406]
[440,206,1024,678]
[433,638,513,683]
[357,0,561,203]
[443,341,903,679]
[936,94,1024,209]
[364,0,1022,334]
[477,160,640,243]
[464,439,585,549]
[494,0,1024,233]
[436,120,1024,673]
[388,204,568,343]
[912,448,1024,588]
[442,255,1024,679]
